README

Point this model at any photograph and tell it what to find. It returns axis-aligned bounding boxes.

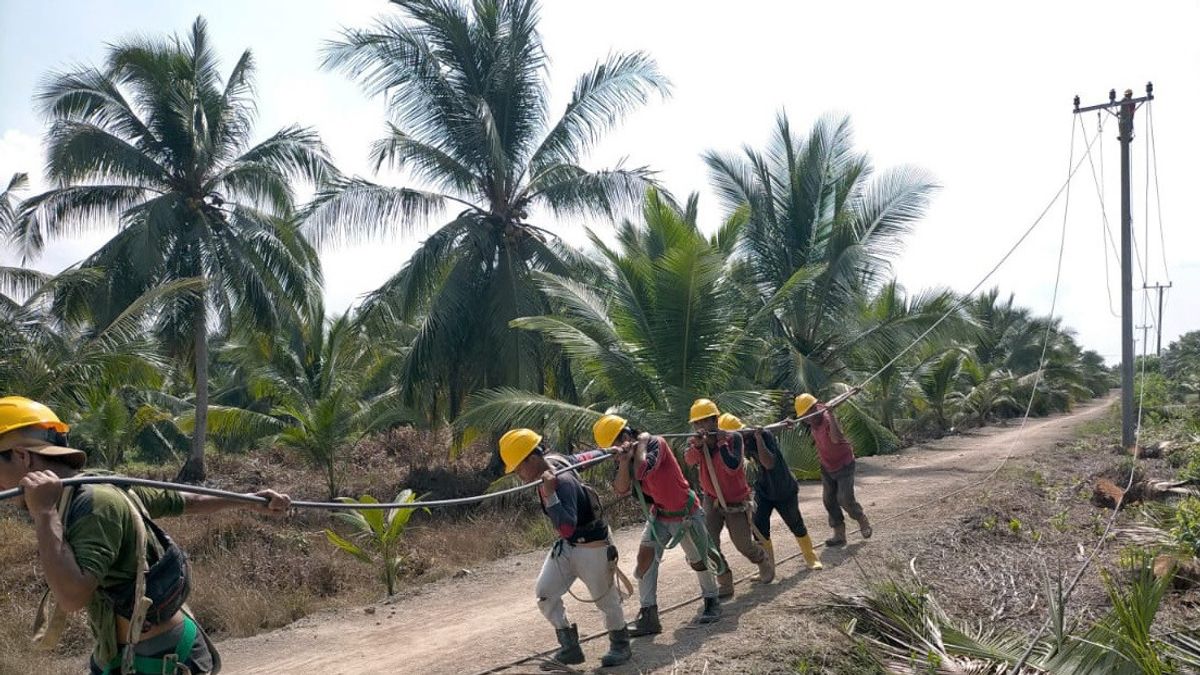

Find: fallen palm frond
[833,559,1198,675]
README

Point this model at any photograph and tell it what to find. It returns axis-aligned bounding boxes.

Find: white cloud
[0,128,43,190]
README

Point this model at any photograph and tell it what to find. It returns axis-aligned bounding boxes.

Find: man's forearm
[756,442,775,470]
[182,493,256,515]
[614,460,632,496]
[31,510,96,612]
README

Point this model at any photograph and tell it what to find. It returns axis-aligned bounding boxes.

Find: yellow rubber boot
[761,539,775,565]
[796,535,824,570]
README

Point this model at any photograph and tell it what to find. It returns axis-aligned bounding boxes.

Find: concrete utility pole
[1137,322,1154,355]
[1075,83,1153,450]
[1144,281,1172,355]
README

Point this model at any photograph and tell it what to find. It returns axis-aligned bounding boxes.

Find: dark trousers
[751,490,808,540]
[821,461,865,528]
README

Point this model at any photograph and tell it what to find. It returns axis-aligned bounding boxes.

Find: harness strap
[101,616,198,675]
[115,489,153,675]
[653,490,698,520]
[633,468,726,577]
[630,458,694,548]
[700,442,731,512]
[682,512,727,576]
[701,442,769,559]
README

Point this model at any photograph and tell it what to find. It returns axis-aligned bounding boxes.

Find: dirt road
[219,398,1113,674]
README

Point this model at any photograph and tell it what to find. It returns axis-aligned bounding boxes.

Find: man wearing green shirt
[0,396,289,674]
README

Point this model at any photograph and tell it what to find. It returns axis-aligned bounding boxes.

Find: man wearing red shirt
[795,394,873,547]
[595,415,721,637]
[683,399,774,598]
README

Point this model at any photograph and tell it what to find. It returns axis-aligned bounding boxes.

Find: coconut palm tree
[963,290,1097,416]
[705,113,939,396]
[202,300,415,498]
[913,348,969,434]
[306,0,670,422]
[953,357,1020,427]
[454,189,776,449]
[835,281,975,445]
[0,265,202,447]
[19,17,334,481]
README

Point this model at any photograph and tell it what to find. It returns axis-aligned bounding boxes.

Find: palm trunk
[327,456,337,501]
[176,305,208,483]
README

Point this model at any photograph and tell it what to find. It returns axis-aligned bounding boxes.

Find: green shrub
[1171,497,1200,556]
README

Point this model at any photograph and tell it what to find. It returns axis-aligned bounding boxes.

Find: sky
[1,0,1197,364]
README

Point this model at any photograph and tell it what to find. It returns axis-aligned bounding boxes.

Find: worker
[683,399,774,598]
[498,428,630,669]
[717,414,823,571]
[795,394,872,546]
[594,414,721,637]
[0,396,290,675]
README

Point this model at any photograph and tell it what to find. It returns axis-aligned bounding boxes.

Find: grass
[790,640,885,674]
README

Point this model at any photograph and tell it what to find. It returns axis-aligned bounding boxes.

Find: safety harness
[699,438,771,560]
[626,451,726,577]
[543,454,608,545]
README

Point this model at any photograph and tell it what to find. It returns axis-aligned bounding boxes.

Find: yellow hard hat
[0,396,69,436]
[499,428,542,474]
[593,414,627,449]
[717,413,744,431]
[689,398,721,423]
[0,397,85,468]
[794,393,817,417]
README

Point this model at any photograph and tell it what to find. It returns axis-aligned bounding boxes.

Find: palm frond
[44,120,167,186]
[17,185,153,258]
[228,124,334,186]
[301,176,449,246]
[530,51,670,170]
[453,386,602,451]
[525,163,655,219]
[0,266,53,302]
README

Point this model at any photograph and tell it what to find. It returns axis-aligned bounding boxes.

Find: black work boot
[599,627,632,667]
[543,624,584,670]
[628,605,662,637]
[693,596,721,624]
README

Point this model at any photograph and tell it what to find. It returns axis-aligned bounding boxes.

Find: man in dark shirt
[718,414,823,570]
[499,428,630,669]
